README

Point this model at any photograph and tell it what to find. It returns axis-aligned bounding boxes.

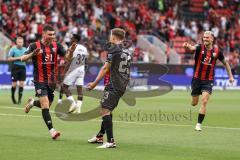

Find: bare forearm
[224,62,233,78]
[94,67,109,84]
[8,57,21,62]
[183,42,196,52]
[20,53,34,62]
[64,49,74,62]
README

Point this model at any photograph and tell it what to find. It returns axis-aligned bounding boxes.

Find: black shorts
[34,82,56,103]
[100,86,122,111]
[11,65,26,82]
[191,78,214,96]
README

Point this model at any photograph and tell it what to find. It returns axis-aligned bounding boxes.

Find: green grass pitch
[0,90,239,160]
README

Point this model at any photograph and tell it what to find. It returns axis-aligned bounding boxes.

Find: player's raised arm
[65,42,77,61]
[183,42,197,52]
[87,62,110,90]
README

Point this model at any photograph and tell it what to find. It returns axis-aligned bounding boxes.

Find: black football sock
[97,120,105,137]
[42,108,53,130]
[11,86,17,104]
[198,113,205,124]
[59,87,63,99]
[97,114,113,137]
[33,100,41,108]
[18,87,23,103]
[103,115,114,143]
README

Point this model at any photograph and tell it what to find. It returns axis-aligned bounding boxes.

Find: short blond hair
[111,28,126,40]
[204,31,214,37]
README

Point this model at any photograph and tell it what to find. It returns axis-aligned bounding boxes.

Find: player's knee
[191,101,198,106]
[12,83,17,87]
[201,98,208,106]
[40,99,49,108]
[19,81,24,87]
[101,108,111,117]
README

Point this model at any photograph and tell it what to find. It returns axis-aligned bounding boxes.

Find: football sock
[33,100,41,108]
[67,96,76,106]
[103,115,114,143]
[77,96,83,101]
[97,119,105,137]
[11,86,16,104]
[97,114,112,137]
[198,113,205,124]
[42,108,53,130]
[18,87,23,103]
[76,100,82,108]
[59,87,64,99]
[59,93,63,100]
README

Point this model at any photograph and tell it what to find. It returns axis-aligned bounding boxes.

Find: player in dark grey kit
[87,28,132,148]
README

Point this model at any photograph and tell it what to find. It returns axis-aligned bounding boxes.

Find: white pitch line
[0,111,240,131]
[0,106,55,113]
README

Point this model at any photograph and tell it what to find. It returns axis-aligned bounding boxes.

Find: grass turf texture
[0,90,239,160]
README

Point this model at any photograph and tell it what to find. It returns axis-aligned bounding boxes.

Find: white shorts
[63,68,85,86]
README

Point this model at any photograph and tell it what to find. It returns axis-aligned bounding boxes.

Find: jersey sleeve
[57,43,66,56]
[218,50,225,63]
[8,47,15,57]
[194,44,201,56]
[24,43,37,55]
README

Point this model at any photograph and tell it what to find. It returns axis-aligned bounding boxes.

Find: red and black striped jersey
[25,41,66,84]
[193,44,225,81]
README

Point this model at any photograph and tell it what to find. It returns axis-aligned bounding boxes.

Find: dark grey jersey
[106,45,132,96]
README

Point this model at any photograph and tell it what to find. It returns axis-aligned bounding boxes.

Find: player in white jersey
[62,34,88,113]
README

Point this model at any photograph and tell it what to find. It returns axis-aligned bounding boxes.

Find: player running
[7,37,27,104]
[62,34,88,114]
[19,25,76,140]
[87,28,132,148]
[183,31,234,131]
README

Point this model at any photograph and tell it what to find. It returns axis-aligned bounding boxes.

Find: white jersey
[68,44,88,72]
[63,44,88,86]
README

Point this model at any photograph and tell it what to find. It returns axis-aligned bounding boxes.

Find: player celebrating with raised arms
[183,31,234,131]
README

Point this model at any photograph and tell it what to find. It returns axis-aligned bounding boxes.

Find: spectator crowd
[0,0,239,64]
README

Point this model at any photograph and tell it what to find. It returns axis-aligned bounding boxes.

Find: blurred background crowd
[0,0,239,65]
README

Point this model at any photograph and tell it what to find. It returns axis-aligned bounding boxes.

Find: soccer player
[183,31,234,131]
[7,37,27,104]
[87,28,132,148]
[18,25,76,139]
[62,34,88,114]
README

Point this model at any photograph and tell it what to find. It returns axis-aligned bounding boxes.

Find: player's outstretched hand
[229,77,234,84]
[86,82,97,91]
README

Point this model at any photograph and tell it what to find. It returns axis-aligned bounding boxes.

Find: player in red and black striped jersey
[18,25,76,140]
[183,31,234,131]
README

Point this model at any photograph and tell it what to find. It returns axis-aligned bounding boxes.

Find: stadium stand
[0,0,239,64]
